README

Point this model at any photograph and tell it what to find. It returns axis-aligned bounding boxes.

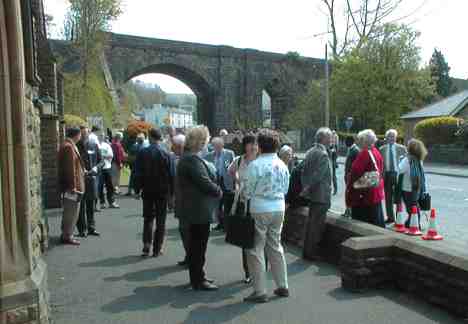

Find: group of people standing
[57,121,429,304]
[131,126,290,302]
[342,129,428,228]
[57,126,123,245]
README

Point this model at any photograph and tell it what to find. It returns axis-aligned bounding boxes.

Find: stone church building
[1,0,64,323]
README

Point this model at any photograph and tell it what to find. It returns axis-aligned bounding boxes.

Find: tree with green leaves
[61,0,122,125]
[283,80,323,130]
[330,24,435,133]
[429,48,453,98]
[287,23,434,134]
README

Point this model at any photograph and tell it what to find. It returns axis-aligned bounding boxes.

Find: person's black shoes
[88,230,100,236]
[244,277,252,284]
[177,260,188,267]
[141,247,150,257]
[78,232,87,238]
[193,281,218,291]
[274,287,290,298]
[244,292,268,303]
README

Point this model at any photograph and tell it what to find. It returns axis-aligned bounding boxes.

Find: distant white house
[168,108,193,128]
[134,104,194,128]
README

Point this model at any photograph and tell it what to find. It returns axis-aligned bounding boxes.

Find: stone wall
[284,207,468,318]
[426,145,468,165]
[26,84,50,324]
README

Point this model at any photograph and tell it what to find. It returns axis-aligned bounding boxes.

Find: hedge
[414,117,461,146]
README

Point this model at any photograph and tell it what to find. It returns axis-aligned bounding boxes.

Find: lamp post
[325,44,330,127]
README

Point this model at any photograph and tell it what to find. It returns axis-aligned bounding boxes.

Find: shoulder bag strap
[368,149,379,173]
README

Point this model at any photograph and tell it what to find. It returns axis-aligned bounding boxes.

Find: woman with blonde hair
[175,126,222,291]
[398,139,428,227]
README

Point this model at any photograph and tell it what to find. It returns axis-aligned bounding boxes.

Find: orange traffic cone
[393,203,408,233]
[422,209,443,241]
[406,206,422,236]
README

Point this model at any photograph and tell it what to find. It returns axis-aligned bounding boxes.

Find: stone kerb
[283,207,468,318]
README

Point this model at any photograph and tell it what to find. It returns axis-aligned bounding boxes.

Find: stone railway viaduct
[103,32,325,130]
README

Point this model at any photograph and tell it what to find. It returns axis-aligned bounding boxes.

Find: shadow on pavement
[79,255,144,268]
[101,281,250,316]
[183,301,254,324]
[103,264,184,282]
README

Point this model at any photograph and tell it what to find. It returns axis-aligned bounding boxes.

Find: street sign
[87,116,104,130]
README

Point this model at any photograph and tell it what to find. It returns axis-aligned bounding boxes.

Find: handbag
[225,200,255,249]
[353,150,380,189]
[419,192,431,211]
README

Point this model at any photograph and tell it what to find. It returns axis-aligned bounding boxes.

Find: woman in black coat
[175,126,222,291]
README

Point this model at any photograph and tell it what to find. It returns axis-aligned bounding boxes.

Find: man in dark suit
[301,127,333,260]
[134,128,174,257]
[76,126,102,237]
[204,137,235,231]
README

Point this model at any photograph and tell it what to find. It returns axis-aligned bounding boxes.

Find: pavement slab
[46,195,461,324]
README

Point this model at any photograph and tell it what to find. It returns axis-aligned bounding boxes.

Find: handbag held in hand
[353,150,380,189]
[225,200,255,249]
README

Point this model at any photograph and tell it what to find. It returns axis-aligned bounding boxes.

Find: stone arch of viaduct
[104,32,325,131]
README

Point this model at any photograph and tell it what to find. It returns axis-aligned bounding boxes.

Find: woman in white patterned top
[228,134,258,284]
[242,129,290,304]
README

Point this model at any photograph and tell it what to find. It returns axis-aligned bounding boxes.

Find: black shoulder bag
[225,157,255,249]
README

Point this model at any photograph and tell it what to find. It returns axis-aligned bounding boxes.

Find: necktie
[389,145,395,171]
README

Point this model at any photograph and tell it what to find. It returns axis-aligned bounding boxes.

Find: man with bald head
[204,136,235,231]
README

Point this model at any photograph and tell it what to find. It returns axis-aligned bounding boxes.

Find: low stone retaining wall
[283,207,468,318]
[426,145,468,165]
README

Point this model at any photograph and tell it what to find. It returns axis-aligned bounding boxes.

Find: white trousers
[246,211,288,295]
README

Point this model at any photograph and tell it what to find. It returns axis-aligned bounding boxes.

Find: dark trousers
[402,191,421,228]
[303,202,330,260]
[128,165,135,193]
[142,196,168,254]
[384,171,398,222]
[77,199,96,234]
[352,203,385,228]
[217,191,235,228]
[99,169,115,205]
[188,223,210,287]
[179,220,191,261]
[242,249,250,278]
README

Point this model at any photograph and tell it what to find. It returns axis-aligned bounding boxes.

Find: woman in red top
[346,129,385,228]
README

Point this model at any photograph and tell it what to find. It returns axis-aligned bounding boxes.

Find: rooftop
[401,90,468,119]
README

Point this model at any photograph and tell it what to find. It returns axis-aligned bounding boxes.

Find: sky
[44,0,468,94]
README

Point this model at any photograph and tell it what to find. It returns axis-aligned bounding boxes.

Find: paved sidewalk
[46,195,459,324]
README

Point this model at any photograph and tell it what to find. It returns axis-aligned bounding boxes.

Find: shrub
[64,114,87,127]
[125,121,153,138]
[414,117,461,146]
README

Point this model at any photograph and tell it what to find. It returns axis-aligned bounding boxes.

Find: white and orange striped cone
[406,206,422,236]
[393,203,408,233]
[422,209,443,241]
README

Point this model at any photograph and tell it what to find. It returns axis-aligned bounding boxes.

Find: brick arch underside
[123,63,216,130]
